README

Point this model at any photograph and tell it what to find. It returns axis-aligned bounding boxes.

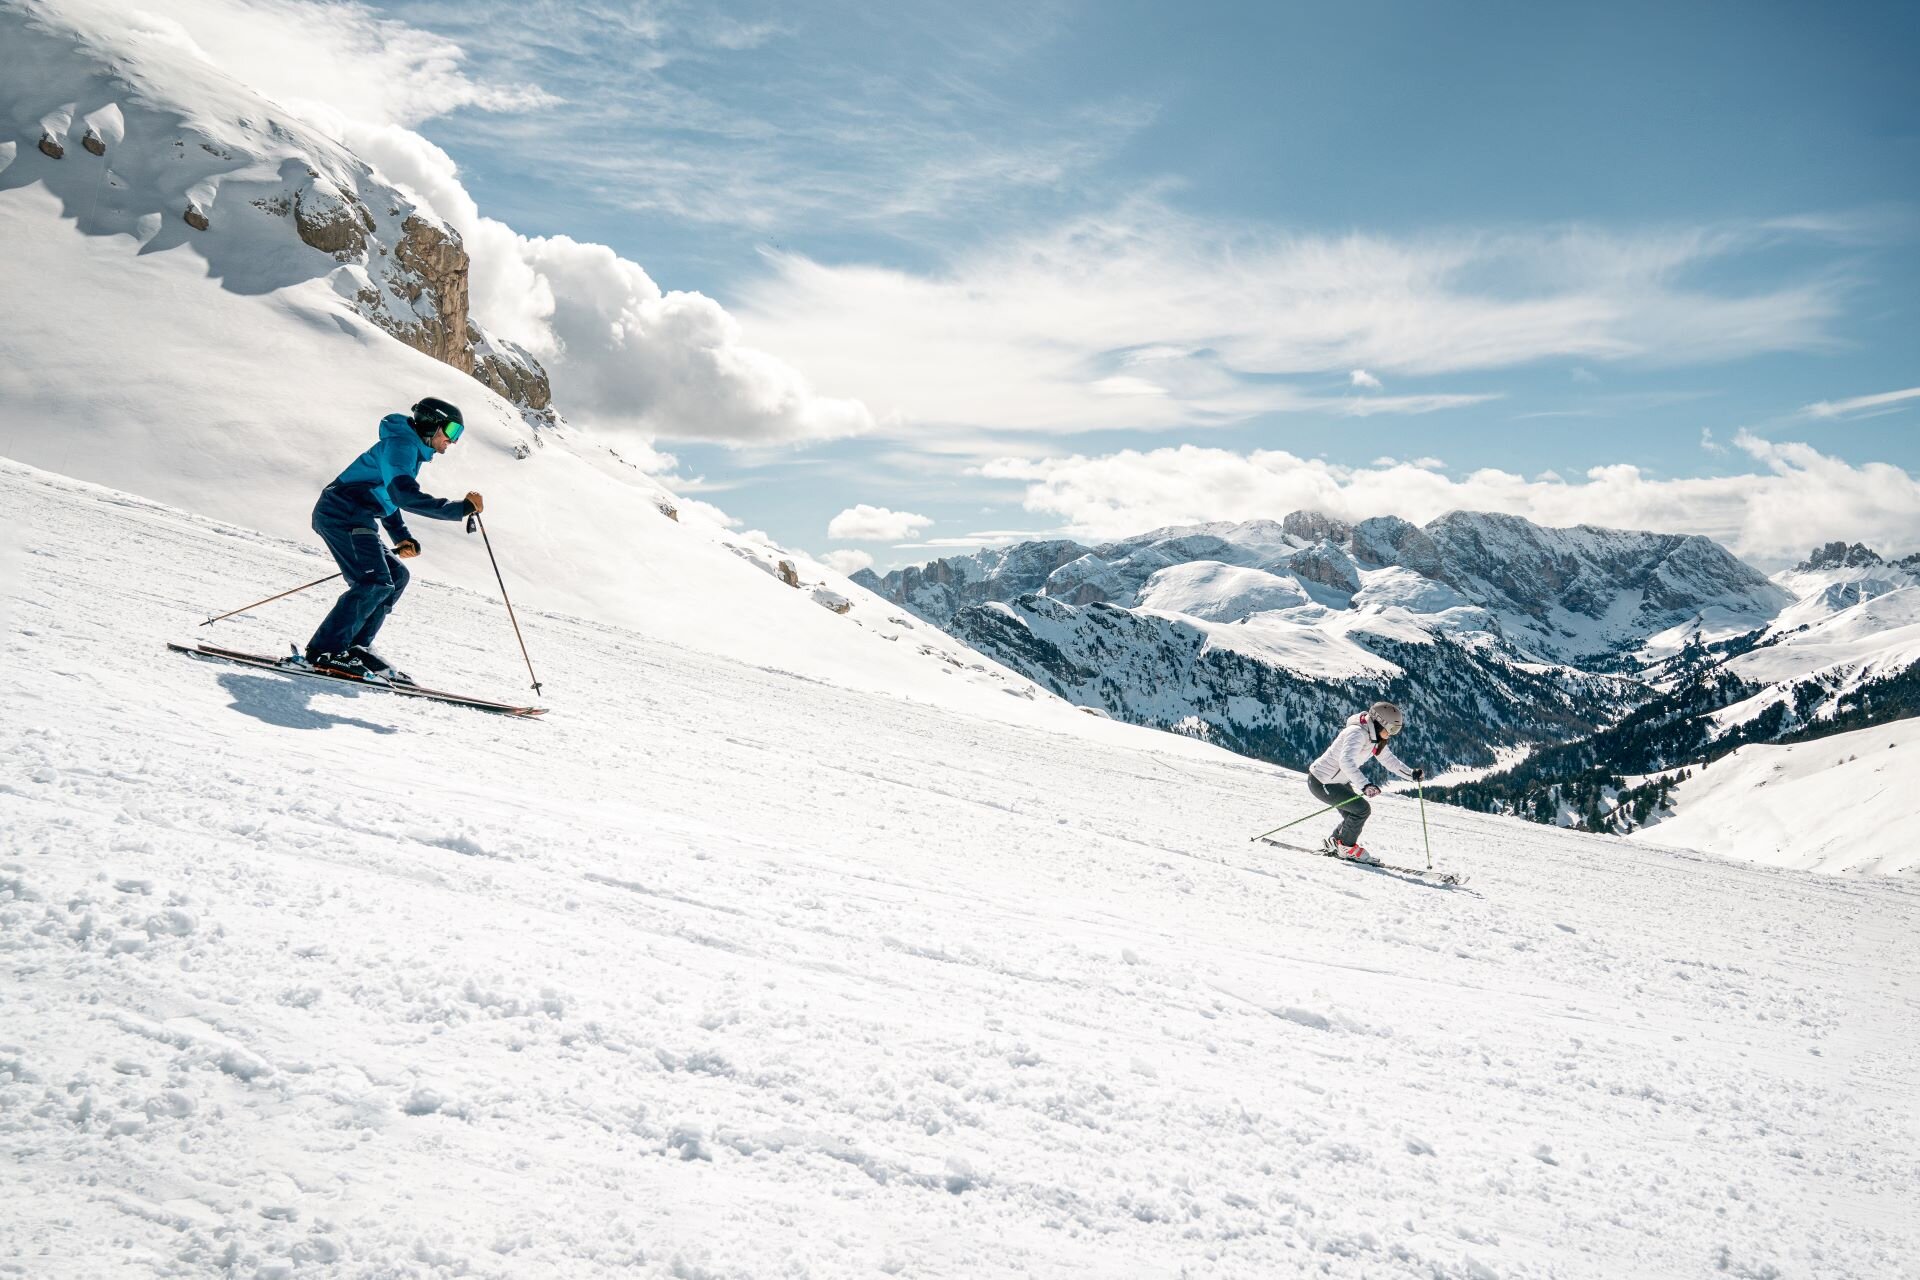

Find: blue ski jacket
[326,413,468,541]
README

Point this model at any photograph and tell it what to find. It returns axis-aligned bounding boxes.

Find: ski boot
[303,649,387,684]
[1321,835,1378,865]
[347,645,414,685]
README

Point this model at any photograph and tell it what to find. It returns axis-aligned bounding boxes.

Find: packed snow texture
[5,464,1920,1279]
[1631,718,1920,875]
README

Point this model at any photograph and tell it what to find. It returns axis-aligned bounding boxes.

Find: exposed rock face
[776,560,801,589]
[1350,515,1441,577]
[468,322,553,413]
[182,204,208,230]
[1796,541,1883,572]
[81,130,105,156]
[1281,511,1352,545]
[388,215,472,373]
[860,541,1092,623]
[293,175,372,257]
[1288,541,1362,598]
[37,133,63,159]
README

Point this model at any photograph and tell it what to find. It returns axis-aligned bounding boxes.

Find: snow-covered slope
[6,465,1920,1279]
[0,6,1044,719]
[1631,718,1920,874]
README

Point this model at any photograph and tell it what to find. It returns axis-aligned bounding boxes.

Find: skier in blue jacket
[295,397,482,682]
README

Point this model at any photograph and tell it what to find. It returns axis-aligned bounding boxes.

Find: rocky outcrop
[468,323,553,414]
[1288,541,1362,598]
[183,204,209,231]
[293,174,373,257]
[1282,510,1352,545]
[81,130,104,156]
[387,215,472,373]
[37,133,63,159]
[1796,541,1882,572]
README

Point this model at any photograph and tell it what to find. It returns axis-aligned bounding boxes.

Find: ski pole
[1250,793,1366,842]
[200,573,340,627]
[1418,780,1433,870]
[467,513,543,695]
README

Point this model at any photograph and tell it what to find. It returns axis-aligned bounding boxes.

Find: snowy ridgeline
[5,465,1920,1279]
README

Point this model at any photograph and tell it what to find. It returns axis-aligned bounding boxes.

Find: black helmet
[410,397,465,436]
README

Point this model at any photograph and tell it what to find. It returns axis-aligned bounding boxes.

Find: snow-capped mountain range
[859,517,1920,801]
[858,510,1788,667]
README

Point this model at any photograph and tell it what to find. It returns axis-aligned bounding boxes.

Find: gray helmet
[1368,701,1404,737]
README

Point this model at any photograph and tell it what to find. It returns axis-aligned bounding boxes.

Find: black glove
[393,538,421,559]
[1411,767,1425,782]
[1363,784,1381,798]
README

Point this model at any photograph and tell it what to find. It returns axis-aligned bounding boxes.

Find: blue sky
[193,0,1920,568]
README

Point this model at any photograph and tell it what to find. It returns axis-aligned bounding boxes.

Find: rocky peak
[1795,541,1883,572]
[1281,510,1353,545]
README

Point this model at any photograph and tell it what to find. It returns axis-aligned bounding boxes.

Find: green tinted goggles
[442,420,465,442]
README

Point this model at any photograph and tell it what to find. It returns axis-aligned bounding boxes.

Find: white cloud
[827,505,935,542]
[1803,386,1920,419]
[112,1,871,448]
[1350,369,1383,390]
[819,549,875,575]
[738,202,1845,444]
[97,0,553,131]
[980,436,1920,568]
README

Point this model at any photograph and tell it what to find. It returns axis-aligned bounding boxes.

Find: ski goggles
[442,420,465,442]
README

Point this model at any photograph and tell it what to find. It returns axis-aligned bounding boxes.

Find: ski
[168,643,546,718]
[1255,835,1466,887]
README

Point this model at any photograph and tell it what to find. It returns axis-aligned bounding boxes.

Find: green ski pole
[1250,793,1366,843]
[1418,780,1433,870]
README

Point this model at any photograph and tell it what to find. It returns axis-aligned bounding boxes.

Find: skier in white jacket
[1307,701,1424,863]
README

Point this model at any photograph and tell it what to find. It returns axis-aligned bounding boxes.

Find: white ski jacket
[1309,711,1413,790]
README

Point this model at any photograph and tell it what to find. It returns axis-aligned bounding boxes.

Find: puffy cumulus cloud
[980,436,1920,568]
[737,203,1844,440]
[827,505,935,542]
[344,126,873,446]
[819,549,875,576]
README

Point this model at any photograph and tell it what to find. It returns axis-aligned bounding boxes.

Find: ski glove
[1411,767,1425,782]
[393,539,422,559]
[1363,784,1381,798]
[463,491,485,516]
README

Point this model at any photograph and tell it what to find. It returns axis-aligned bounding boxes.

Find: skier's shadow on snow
[217,673,398,735]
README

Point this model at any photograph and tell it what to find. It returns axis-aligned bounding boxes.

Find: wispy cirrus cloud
[735,201,1848,443]
[977,434,1920,567]
[380,0,1148,239]
[1803,386,1920,419]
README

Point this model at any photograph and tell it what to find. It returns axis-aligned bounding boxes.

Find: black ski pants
[305,487,409,659]
[1308,775,1370,847]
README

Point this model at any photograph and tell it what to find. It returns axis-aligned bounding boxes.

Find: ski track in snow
[3,465,1919,1279]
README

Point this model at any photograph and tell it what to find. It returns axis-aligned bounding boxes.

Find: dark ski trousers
[1307,775,1370,847]
[305,486,409,659]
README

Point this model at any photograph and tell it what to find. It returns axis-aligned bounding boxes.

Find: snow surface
[6,464,1920,1279]
[1133,561,1311,622]
[1632,719,1920,876]
[0,183,1063,724]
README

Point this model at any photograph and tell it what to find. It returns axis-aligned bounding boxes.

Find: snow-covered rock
[0,1,551,419]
